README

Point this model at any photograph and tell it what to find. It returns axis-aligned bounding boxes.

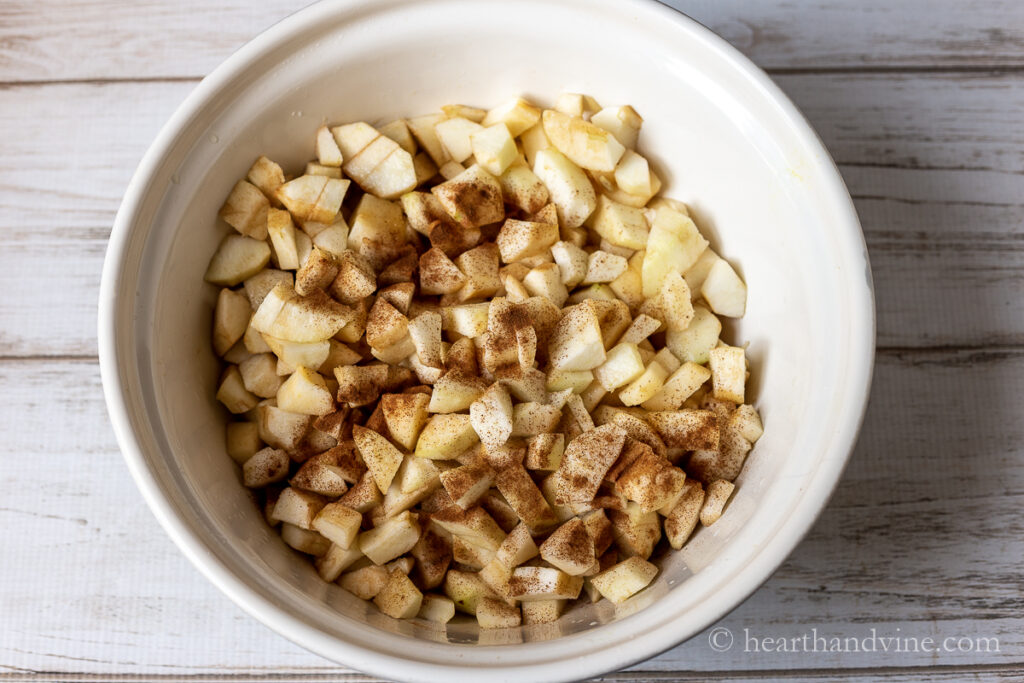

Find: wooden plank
[3,668,1024,682]
[1,351,1020,675]
[1,1,1023,84]
[2,72,1021,357]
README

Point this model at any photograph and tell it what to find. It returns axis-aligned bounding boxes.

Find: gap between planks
[0,662,1022,682]
[4,64,1024,89]
[2,348,1024,368]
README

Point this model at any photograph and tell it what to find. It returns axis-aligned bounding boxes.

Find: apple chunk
[547,303,606,371]
[380,392,430,451]
[251,284,353,343]
[532,148,596,228]
[469,384,514,448]
[431,164,505,229]
[213,288,251,356]
[353,424,404,495]
[415,414,479,460]
[542,109,625,172]
[219,179,269,239]
[277,366,334,416]
[206,235,271,287]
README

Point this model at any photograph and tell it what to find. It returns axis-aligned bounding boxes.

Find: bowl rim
[99,0,876,680]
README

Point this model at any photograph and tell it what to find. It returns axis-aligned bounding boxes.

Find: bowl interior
[103,0,873,679]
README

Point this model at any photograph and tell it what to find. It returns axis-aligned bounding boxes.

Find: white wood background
[1,1,1022,681]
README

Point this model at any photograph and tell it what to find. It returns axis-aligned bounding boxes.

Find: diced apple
[551,423,627,503]
[608,502,661,559]
[246,156,285,208]
[482,97,541,137]
[315,544,363,582]
[206,235,272,287]
[242,446,289,488]
[510,402,562,437]
[665,305,722,364]
[305,162,341,178]
[547,303,605,371]
[613,149,651,197]
[429,371,487,413]
[338,471,384,513]
[415,413,479,459]
[548,240,587,289]
[257,403,312,451]
[406,113,450,166]
[542,109,625,172]
[642,361,711,411]
[435,116,484,163]
[699,479,734,526]
[358,509,421,565]
[646,410,720,450]
[431,505,507,552]
[212,288,251,356]
[216,365,258,414]
[641,205,709,297]
[444,569,496,615]
[583,251,628,284]
[618,361,668,407]
[225,422,261,464]
[277,175,350,225]
[539,518,595,576]
[352,425,405,495]
[373,568,423,619]
[219,179,269,240]
[379,119,417,154]
[277,366,334,415]
[730,404,763,443]
[508,566,584,602]
[521,263,567,307]
[347,193,407,268]
[532,148,597,228]
[496,218,559,263]
[664,480,705,549]
[589,556,657,604]
[471,123,517,176]
[524,436,565,473]
[470,383,514,448]
[311,220,350,258]
[520,122,551,167]
[238,353,282,398]
[590,195,649,250]
[639,271,694,332]
[271,487,326,529]
[325,251,375,305]
[293,247,338,296]
[498,163,549,214]
[432,164,505,229]
[708,345,746,404]
[594,343,645,392]
[439,459,495,510]
[251,284,352,343]
[280,523,331,556]
[455,243,501,301]
[476,597,521,629]
[495,522,540,568]
[701,258,747,318]
[590,105,643,149]
[418,594,456,624]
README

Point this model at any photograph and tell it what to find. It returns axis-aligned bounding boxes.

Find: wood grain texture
[1,0,1021,680]
[1,351,1020,675]
[2,0,1024,83]
[1,72,1022,356]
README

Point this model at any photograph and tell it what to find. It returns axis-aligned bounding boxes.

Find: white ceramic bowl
[99,0,875,680]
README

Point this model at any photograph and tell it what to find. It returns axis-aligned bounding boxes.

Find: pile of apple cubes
[206,93,763,628]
